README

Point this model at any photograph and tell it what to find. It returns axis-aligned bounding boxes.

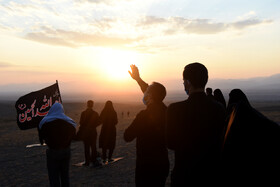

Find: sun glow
[98,49,139,80]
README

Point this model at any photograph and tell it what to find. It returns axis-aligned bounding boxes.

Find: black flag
[15,82,62,130]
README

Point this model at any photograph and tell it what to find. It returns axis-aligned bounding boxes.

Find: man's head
[143,82,166,105]
[183,63,208,94]
[206,87,213,95]
[87,100,94,108]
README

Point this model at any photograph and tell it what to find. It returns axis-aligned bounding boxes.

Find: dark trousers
[46,148,71,187]
[84,141,97,164]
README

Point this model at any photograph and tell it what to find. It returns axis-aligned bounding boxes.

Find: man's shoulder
[167,100,188,111]
[84,109,99,115]
[135,109,148,118]
[92,110,99,115]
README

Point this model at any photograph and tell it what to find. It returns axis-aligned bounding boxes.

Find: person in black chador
[79,100,101,166]
[166,63,226,186]
[222,89,280,185]
[124,65,169,187]
[99,100,118,163]
[213,88,226,109]
[39,102,77,187]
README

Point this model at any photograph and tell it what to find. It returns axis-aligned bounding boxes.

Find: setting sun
[98,49,140,80]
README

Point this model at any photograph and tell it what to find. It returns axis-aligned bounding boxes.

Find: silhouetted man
[79,100,101,166]
[166,63,226,186]
[124,65,169,187]
[206,87,215,100]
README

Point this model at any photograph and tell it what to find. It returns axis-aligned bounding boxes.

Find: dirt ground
[0,100,279,186]
[0,102,174,187]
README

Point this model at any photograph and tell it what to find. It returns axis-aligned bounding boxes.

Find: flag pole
[56,80,63,104]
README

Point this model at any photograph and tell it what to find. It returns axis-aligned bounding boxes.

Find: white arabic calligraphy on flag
[15,82,62,130]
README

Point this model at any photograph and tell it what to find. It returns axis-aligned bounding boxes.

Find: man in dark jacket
[124,65,169,187]
[79,100,101,166]
[166,63,226,186]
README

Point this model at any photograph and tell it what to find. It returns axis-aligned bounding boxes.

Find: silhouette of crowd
[38,63,279,187]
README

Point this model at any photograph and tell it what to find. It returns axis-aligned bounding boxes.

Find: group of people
[124,63,279,186]
[38,62,279,187]
[206,87,227,108]
[39,100,118,186]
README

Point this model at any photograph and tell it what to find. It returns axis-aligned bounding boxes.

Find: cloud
[75,0,132,5]
[25,32,77,47]
[0,24,9,31]
[76,0,110,4]
[138,16,273,35]
[15,6,272,50]
[137,16,167,26]
[0,62,13,67]
[24,27,140,48]
[22,15,273,52]
[171,17,228,34]
[231,19,273,30]
[90,18,117,32]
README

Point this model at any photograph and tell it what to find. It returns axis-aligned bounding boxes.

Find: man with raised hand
[124,65,169,187]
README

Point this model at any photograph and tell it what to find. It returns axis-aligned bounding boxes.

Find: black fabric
[124,102,169,186]
[213,89,226,109]
[166,92,226,186]
[15,83,61,130]
[99,108,118,150]
[222,102,280,184]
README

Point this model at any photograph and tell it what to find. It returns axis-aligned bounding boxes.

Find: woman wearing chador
[99,101,118,162]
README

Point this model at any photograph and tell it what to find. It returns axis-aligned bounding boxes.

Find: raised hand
[128,64,149,94]
[128,64,140,81]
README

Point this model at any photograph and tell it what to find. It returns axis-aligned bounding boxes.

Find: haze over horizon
[1,0,280,99]
[1,73,280,103]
